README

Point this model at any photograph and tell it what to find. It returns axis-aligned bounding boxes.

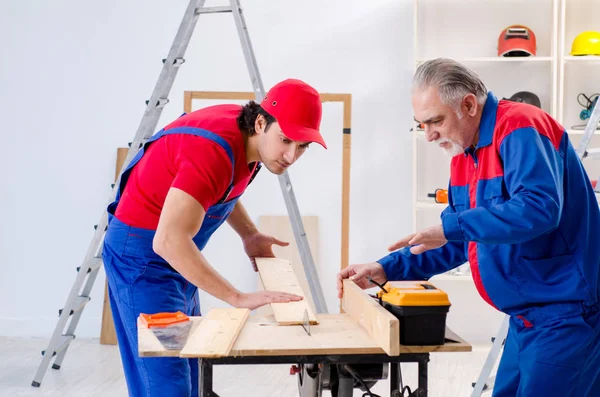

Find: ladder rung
[145,98,169,109]
[77,258,102,274]
[58,296,90,316]
[41,335,74,358]
[196,6,233,14]
[484,376,496,391]
[586,148,600,159]
[471,376,494,391]
[127,137,149,149]
[93,224,107,231]
[89,258,102,272]
[162,57,185,67]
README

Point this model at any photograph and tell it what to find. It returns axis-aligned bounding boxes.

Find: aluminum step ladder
[32,0,327,387]
[470,98,600,396]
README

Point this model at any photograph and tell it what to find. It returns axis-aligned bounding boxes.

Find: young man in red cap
[102,78,326,397]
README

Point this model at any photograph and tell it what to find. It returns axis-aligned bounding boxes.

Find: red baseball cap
[261,79,327,149]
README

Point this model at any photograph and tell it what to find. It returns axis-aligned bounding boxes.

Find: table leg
[390,362,400,395]
[199,359,219,397]
[417,354,430,397]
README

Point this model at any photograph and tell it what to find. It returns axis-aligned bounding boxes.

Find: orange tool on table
[139,311,190,328]
[139,311,193,350]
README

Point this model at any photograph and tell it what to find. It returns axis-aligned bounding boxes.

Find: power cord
[577,93,599,109]
[341,365,416,397]
[341,364,381,397]
[392,385,414,397]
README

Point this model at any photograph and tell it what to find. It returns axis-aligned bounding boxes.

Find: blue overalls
[493,303,600,396]
[102,126,255,397]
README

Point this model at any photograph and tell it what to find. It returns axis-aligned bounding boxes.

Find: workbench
[138,313,472,396]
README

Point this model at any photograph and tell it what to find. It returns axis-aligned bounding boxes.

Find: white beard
[434,137,464,157]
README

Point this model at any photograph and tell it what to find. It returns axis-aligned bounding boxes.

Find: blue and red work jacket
[379,92,600,316]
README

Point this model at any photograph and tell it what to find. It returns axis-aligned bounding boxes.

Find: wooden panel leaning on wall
[100,147,129,345]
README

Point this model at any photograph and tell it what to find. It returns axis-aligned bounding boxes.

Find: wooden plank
[184,91,192,113]
[230,314,379,356]
[255,216,318,317]
[139,315,471,357]
[231,316,471,356]
[180,308,250,358]
[255,257,318,325]
[184,91,350,103]
[400,327,472,354]
[340,94,352,273]
[99,282,117,345]
[341,280,400,356]
[100,147,129,345]
[190,91,255,101]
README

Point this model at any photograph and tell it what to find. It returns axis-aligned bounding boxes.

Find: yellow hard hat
[570,31,600,56]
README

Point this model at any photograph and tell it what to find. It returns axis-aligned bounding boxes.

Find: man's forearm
[378,241,467,280]
[154,233,241,306]
[227,200,258,239]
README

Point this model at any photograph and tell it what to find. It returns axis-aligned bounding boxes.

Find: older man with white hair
[337,58,600,396]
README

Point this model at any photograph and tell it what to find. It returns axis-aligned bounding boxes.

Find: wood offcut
[179,308,249,358]
[341,279,400,356]
[100,147,129,346]
[254,215,319,317]
[256,257,318,325]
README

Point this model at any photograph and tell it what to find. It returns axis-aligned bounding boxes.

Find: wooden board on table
[256,257,318,325]
[100,147,129,346]
[341,280,400,356]
[230,314,379,356]
[255,216,318,317]
[180,308,250,358]
[402,327,472,354]
[230,315,472,356]
[138,314,472,357]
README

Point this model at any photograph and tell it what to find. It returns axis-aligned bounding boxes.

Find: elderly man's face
[413,86,473,157]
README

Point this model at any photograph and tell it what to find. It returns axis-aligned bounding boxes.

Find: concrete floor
[2,337,495,397]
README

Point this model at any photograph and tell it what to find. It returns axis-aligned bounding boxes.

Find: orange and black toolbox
[375,281,451,346]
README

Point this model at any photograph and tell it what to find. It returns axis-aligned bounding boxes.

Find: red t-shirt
[114,104,257,230]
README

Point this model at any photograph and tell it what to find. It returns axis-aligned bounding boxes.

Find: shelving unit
[557,0,600,186]
[411,0,600,278]
[563,56,600,62]
[417,56,554,63]
[558,0,600,192]
[408,0,600,351]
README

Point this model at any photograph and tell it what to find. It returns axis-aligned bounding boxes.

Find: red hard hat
[498,25,537,57]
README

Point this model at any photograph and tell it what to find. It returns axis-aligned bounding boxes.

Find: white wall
[0,0,416,338]
[0,0,505,344]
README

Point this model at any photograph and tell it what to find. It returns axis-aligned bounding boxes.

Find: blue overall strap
[114,126,236,205]
[160,126,235,165]
[161,127,236,204]
[248,162,262,185]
